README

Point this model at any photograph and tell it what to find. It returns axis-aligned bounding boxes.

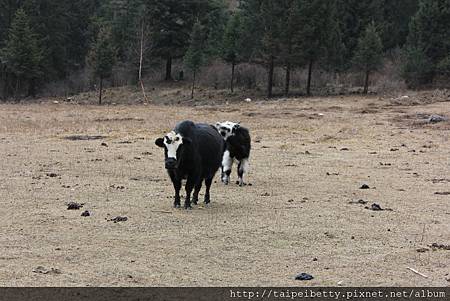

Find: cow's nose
[165,158,177,169]
[221,131,226,137]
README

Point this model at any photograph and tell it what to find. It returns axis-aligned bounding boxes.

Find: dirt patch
[64,135,107,141]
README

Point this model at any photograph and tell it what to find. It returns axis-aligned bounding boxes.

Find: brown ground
[0,93,449,286]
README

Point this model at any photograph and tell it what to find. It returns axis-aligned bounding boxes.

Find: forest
[0,0,449,100]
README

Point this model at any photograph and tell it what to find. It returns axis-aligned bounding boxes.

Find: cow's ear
[215,122,221,130]
[182,137,192,145]
[155,138,165,148]
[233,123,240,132]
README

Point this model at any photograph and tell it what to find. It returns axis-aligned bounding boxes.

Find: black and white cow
[155,120,224,209]
[215,121,251,186]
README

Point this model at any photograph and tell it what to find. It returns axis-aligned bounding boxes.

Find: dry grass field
[0,92,449,286]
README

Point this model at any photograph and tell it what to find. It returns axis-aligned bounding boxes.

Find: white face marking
[164,131,183,159]
[216,121,239,140]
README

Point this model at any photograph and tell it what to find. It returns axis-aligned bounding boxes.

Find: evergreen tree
[352,22,383,94]
[239,0,284,97]
[203,0,229,58]
[221,12,244,93]
[404,0,450,87]
[184,21,206,99]
[402,46,433,87]
[337,0,384,65]
[147,0,212,81]
[294,0,339,95]
[1,9,43,97]
[88,26,116,104]
[279,0,300,96]
[22,0,96,80]
[381,0,419,50]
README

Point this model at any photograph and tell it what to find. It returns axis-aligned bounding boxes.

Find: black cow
[155,120,224,209]
[215,121,251,186]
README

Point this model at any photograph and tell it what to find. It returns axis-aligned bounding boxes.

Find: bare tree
[138,19,149,102]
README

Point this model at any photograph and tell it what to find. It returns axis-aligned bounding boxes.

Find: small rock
[67,202,83,210]
[435,192,450,195]
[430,243,450,250]
[101,142,108,147]
[365,203,393,211]
[369,203,382,211]
[107,216,128,223]
[81,210,90,217]
[244,98,252,102]
[295,273,314,281]
[340,147,349,151]
[46,173,58,178]
[416,247,430,253]
[360,184,370,189]
[349,199,368,205]
[428,115,447,123]
[33,266,61,275]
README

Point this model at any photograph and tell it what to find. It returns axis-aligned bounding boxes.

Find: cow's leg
[171,178,182,208]
[221,150,233,185]
[192,180,202,205]
[237,158,249,187]
[204,176,213,205]
[184,176,196,209]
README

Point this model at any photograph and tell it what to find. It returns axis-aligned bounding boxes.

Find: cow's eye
[175,137,180,142]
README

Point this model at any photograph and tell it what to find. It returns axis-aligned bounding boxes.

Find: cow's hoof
[184,205,192,210]
[173,203,181,208]
[192,199,198,205]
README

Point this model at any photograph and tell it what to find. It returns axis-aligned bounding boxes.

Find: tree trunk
[363,70,370,94]
[28,78,36,98]
[191,71,196,99]
[306,59,313,96]
[165,55,173,81]
[230,61,235,93]
[3,69,8,99]
[138,20,148,102]
[99,77,103,105]
[285,62,291,96]
[267,55,274,98]
[15,77,20,99]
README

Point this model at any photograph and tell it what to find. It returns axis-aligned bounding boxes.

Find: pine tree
[221,12,244,93]
[1,9,43,97]
[404,0,450,87]
[279,0,299,96]
[204,0,229,58]
[381,0,419,50]
[88,26,116,104]
[147,0,215,81]
[337,0,384,65]
[352,22,383,94]
[294,0,339,95]
[239,0,284,97]
[184,21,206,99]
